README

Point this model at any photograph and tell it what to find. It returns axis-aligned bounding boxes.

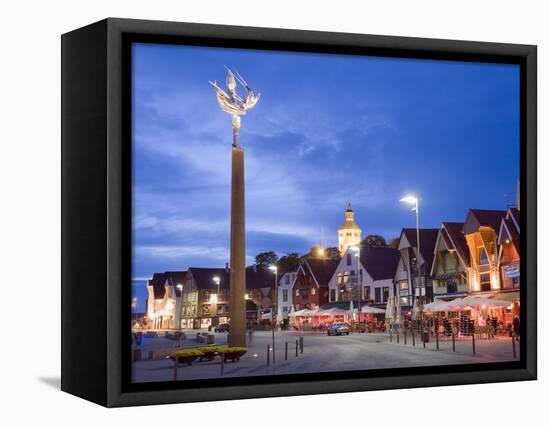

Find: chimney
[225,262,229,273]
[253,264,257,272]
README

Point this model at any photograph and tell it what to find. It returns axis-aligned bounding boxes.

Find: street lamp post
[269,265,278,363]
[400,195,422,331]
[349,245,361,326]
[213,276,220,325]
[176,285,183,330]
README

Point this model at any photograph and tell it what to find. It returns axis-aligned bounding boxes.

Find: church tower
[338,203,362,256]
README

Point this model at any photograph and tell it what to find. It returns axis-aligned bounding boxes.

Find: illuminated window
[311,288,316,295]
[364,286,370,300]
[295,289,300,296]
[480,273,491,291]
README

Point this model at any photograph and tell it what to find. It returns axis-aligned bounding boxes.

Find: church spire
[345,202,355,222]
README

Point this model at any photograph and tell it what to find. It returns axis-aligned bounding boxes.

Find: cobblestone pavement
[132,330,519,383]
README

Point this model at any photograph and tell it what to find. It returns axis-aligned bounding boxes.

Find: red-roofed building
[431,223,469,300]
[463,209,506,293]
[498,207,520,291]
[292,258,340,310]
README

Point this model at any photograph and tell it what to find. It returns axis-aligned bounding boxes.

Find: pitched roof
[245,267,274,289]
[359,247,400,281]
[508,207,520,232]
[401,228,439,269]
[188,268,229,290]
[148,271,188,298]
[304,258,340,287]
[441,222,470,265]
[463,209,506,234]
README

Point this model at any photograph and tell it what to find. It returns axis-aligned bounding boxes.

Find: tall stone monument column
[209,68,260,347]
[229,144,246,347]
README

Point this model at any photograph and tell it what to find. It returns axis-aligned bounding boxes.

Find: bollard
[423,330,426,349]
[285,341,288,360]
[296,340,299,357]
[267,344,270,366]
[452,331,456,352]
[412,329,415,346]
[300,336,304,354]
[436,330,439,350]
[173,358,179,381]
[404,330,407,345]
[472,332,476,354]
[221,352,225,376]
[389,330,392,343]
[396,331,400,344]
[512,333,517,359]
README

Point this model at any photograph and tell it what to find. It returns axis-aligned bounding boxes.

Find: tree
[304,246,341,261]
[360,234,387,248]
[325,247,341,260]
[388,237,400,249]
[276,252,302,275]
[255,251,279,269]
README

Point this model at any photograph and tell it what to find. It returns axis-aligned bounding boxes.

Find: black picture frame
[61,17,537,407]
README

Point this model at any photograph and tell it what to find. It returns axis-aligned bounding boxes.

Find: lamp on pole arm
[212,276,220,323]
[268,265,278,363]
[400,195,422,329]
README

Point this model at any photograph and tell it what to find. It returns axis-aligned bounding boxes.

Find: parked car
[214,323,230,333]
[327,322,350,336]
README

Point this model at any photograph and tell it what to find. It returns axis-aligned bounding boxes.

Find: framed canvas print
[61,18,537,407]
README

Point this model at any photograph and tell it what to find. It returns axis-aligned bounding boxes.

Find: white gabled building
[277,269,298,319]
[328,246,400,307]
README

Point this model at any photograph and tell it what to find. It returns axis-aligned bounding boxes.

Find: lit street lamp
[268,264,278,363]
[400,195,422,329]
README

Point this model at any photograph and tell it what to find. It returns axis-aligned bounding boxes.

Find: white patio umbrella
[276,304,284,325]
[423,300,451,313]
[327,307,348,315]
[385,297,394,322]
[348,300,355,322]
[395,295,402,324]
[361,306,386,314]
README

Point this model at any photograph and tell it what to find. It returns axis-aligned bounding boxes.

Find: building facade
[430,222,470,300]
[292,258,339,310]
[278,270,298,319]
[463,209,506,293]
[498,207,520,290]
[145,271,187,329]
[395,228,439,309]
[328,246,400,308]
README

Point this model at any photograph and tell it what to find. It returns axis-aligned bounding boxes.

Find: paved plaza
[132,330,519,383]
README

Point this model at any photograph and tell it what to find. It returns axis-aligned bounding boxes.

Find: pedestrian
[512,315,520,341]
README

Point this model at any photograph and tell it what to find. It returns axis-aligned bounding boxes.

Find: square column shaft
[229,146,246,347]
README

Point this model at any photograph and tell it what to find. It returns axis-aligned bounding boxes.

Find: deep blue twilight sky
[131,43,519,310]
